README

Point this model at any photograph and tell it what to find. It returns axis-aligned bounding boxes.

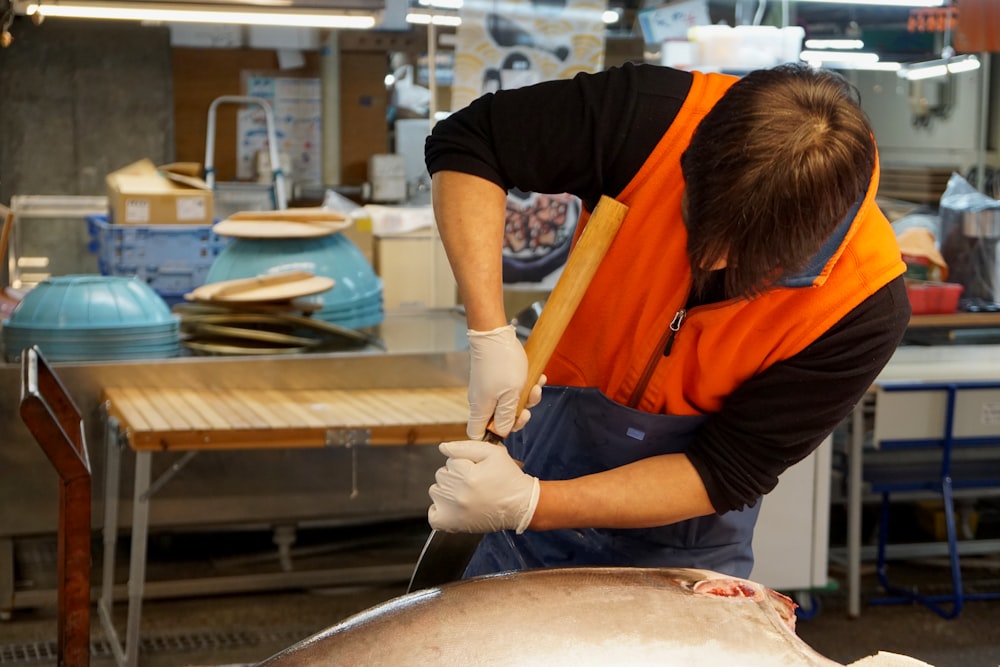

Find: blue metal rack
[864,380,1000,618]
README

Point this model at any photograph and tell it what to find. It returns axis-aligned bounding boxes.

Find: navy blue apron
[464,386,762,579]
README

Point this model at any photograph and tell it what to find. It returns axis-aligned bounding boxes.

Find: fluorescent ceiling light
[405,10,461,26]
[946,54,982,74]
[794,0,945,6]
[800,50,880,64]
[801,50,900,72]
[822,61,903,72]
[20,1,377,28]
[804,39,864,50]
[904,64,947,80]
[409,0,625,27]
[899,53,981,80]
[418,0,463,8]
[857,61,903,71]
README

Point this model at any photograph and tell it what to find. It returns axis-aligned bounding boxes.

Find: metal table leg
[0,537,14,621]
[97,417,152,667]
[97,421,200,667]
[98,416,126,666]
[123,451,152,667]
[847,399,865,618]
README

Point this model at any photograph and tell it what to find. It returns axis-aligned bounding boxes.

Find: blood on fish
[693,579,761,599]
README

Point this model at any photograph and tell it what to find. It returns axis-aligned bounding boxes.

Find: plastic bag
[391,65,431,117]
[940,171,1000,214]
[938,172,1000,306]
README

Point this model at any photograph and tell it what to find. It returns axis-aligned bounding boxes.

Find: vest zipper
[627,308,687,408]
[662,309,687,356]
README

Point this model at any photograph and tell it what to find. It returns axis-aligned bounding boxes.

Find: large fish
[256,567,933,666]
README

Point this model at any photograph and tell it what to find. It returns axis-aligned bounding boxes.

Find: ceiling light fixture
[804,39,864,50]
[800,50,881,65]
[417,0,463,8]
[793,0,945,6]
[899,53,981,80]
[17,1,377,28]
[800,50,903,72]
[405,10,460,26]
[405,4,617,27]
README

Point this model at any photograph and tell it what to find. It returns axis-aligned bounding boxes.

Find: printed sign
[451,0,609,110]
[637,0,709,45]
[237,75,322,186]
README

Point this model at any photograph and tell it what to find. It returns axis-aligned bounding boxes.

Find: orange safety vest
[546,70,906,416]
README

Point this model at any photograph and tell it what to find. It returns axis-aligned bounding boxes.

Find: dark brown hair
[680,64,876,300]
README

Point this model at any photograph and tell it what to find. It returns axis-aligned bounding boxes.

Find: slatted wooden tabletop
[103,386,470,451]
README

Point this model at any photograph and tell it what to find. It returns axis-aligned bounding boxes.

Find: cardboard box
[340,211,374,266]
[374,229,456,311]
[915,500,979,541]
[106,159,214,225]
[367,154,407,203]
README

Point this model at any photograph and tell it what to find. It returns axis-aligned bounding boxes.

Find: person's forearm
[528,453,716,530]
[432,171,509,331]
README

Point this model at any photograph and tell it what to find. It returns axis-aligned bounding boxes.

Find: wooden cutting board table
[103,386,470,451]
[99,384,469,667]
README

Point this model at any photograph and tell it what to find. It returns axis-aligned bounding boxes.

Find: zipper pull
[663,309,686,356]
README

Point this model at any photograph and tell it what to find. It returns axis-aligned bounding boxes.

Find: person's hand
[428,440,540,534]
[467,325,527,439]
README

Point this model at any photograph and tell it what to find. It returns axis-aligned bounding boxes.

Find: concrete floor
[2,519,1000,667]
[796,561,1000,667]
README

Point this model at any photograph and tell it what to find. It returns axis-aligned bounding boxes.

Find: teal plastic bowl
[205,234,382,308]
[6,275,175,330]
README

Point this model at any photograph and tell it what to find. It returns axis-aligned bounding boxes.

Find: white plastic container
[683,25,805,72]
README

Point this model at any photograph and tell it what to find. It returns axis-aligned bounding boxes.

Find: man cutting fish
[422,62,911,579]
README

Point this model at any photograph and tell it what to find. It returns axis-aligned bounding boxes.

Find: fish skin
[256,567,845,667]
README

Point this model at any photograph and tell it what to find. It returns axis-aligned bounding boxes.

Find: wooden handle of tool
[483,195,628,443]
[518,195,629,407]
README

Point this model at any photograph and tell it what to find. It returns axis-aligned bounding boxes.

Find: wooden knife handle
[484,194,629,440]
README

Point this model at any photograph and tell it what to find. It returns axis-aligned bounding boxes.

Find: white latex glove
[467,325,528,439]
[512,373,546,433]
[428,440,540,534]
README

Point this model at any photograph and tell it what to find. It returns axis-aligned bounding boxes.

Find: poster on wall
[451,0,609,109]
[237,74,322,188]
[452,0,608,289]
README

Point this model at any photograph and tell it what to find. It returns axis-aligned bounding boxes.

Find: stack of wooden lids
[213,208,353,239]
[176,269,378,356]
[205,207,384,331]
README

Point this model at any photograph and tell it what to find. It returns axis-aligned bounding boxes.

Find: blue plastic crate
[86,215,230,300]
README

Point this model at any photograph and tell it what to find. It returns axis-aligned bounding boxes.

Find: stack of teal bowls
[205,233,384,330]
[2,275,181,362]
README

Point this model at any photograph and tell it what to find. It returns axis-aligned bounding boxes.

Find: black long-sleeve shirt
[426,62,910,513]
